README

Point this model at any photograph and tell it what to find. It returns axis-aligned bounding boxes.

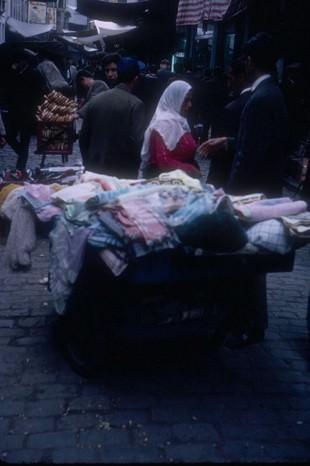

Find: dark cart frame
[36,121,75,167]
[54,245,296,378]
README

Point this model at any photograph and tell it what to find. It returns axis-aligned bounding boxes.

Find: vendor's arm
[78,100,91,119]
[150,130,201,178]
[198,136,235,156]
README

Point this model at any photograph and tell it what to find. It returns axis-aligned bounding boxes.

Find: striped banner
[176,0,232,26]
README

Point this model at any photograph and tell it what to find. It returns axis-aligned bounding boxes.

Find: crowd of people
[0,32,309,349]
[0,32,309,200]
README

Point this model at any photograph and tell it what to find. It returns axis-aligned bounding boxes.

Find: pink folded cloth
[235,200,308,223]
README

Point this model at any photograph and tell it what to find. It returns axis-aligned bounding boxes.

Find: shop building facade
[0,0,84,43]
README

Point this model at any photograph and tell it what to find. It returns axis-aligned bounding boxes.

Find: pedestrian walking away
[79,57,145,178]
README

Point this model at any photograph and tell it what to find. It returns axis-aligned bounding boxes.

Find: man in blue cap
[79,57,145,178]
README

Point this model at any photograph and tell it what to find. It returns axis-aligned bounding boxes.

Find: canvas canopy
[7,17,54,38]
[60,20,136,46]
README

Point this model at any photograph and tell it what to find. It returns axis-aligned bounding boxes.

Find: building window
[0,0,5,15]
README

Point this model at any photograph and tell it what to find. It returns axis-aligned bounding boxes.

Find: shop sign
[28,1,47,24]
[47,7,57,25]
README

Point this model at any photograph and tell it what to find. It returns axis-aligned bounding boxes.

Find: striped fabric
[176,0,232,26]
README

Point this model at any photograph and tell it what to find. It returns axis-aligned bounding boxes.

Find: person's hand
[0,136,6,148]
[197,137,227,157]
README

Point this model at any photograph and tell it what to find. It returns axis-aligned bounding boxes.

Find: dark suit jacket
[208,90,251,189]
[79,83,145,178]
[0,113,6,136]
[222,90,252,138]
[228,77,288,197]
[78,80,109,119]
[86,80,109,102]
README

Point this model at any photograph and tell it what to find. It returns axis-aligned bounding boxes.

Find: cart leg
[40,155,46,168]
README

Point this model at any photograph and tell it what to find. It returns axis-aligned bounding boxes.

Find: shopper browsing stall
[139,80,201,179]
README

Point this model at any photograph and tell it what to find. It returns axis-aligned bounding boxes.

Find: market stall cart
[1,168,308,378]
[35,91,77,167]
[54,243,296,378]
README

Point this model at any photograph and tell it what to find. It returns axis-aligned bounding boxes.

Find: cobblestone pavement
[0,141,310,463]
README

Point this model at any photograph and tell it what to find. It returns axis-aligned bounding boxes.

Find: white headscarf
[139,80,192,176]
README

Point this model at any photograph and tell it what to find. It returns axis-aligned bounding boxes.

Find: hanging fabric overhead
[176,0,232,27]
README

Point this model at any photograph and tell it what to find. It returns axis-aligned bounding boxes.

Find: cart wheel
[64,330,109,378]
[52,314,108,378]
[65,339,101,378]
[203,303,234,351]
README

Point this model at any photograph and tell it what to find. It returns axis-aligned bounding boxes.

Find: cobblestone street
[0,141,309,463]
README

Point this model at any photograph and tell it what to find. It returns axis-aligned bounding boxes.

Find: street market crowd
[0,33,309,189]
[0,31,310,356]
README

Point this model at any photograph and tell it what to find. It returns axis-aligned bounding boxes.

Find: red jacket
[148,130,201,178]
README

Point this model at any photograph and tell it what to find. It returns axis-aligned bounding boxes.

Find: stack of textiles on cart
[1,169,309,315]
[0,165,84,271]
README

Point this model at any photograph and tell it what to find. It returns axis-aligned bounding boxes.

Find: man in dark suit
[207,57,252,189]
[201,33,288,198]
[79,58,145,178]
[200,33,289,348]
[227,33,288,198]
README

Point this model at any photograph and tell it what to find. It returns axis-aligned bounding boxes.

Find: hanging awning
[176,0,232,27]
[92,20,136,37]
[66,0,88,27]
[75,0,178,61]
[60,20,136,46]
[6,17,54,38]
[0,40,69,64]
[83,45,101,53]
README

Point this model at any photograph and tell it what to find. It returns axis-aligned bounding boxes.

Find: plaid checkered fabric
[246,219,293,254]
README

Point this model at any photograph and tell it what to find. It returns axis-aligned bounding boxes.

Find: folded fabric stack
[281,212,310,239]
[233,197,307,223]
[230,193,266,206]
[232,195,309,254]
[1,168,309,315]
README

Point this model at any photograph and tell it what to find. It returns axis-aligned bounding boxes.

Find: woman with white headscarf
[138,80,201,179]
